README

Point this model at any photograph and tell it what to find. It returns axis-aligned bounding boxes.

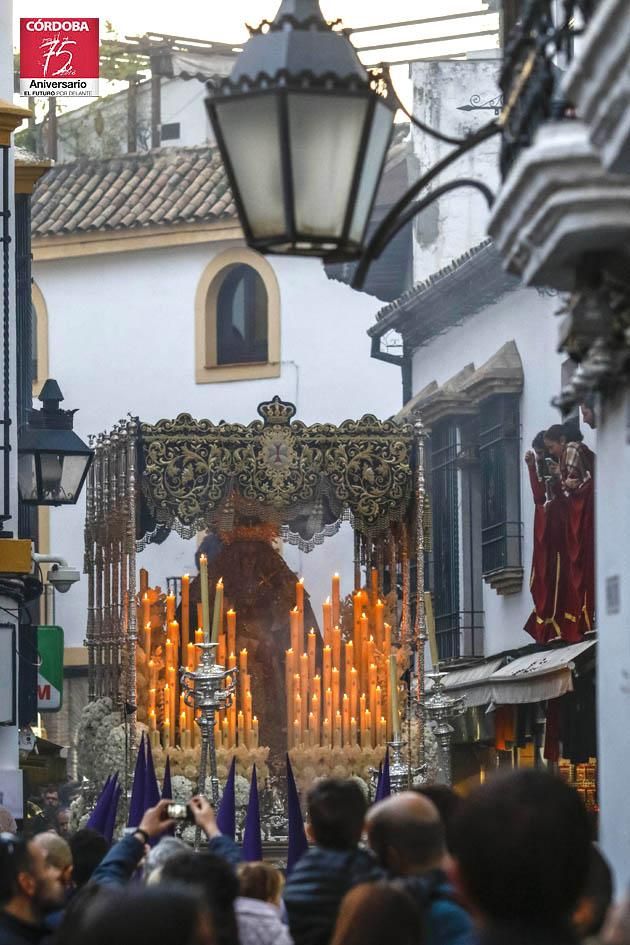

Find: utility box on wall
[0,624,16,725]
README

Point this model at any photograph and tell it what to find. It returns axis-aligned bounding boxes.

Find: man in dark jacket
[0,832,65,944]
[283,778,382,945]
[366,791,473,945]
[450,770,591,945]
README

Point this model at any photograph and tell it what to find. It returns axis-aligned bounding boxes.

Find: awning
[426,658,504,708]
[488,639,596,705]
[429,639,596,708]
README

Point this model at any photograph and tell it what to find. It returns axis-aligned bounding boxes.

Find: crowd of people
[0,769,626,945]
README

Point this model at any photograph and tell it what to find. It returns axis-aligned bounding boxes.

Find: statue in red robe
[523,433,568,643]
[544,425,595,640]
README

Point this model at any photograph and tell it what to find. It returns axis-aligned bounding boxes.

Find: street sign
[37,625,64,711]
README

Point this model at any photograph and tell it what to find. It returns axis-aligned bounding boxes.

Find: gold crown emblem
[257,396,297,426]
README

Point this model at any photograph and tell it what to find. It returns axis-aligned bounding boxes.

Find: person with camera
[89,799,176,888]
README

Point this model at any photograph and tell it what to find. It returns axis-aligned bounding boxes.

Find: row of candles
[139,558,261,751]
[287,571,401,750]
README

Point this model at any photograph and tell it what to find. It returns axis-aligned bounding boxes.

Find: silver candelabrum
[425,671,466,787]
[181,642,237,844]
[388,731,425,794]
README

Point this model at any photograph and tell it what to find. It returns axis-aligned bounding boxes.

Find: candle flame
[200,554,207,563]
[325,596,330,604]
[227,608,235,615]
[217,577,223,586]
[299,577,304,585]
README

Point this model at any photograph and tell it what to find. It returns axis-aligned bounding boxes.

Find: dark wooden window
[160,122,181,141]
[216,264,268,366]
[479,394,522,578]
[431,419,460,661]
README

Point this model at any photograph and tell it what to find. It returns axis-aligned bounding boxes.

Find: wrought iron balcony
[499,0,598,178]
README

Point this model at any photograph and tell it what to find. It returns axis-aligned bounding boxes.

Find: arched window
[195,248,281,384]
[31,282,49,395]
[216,264,268,365]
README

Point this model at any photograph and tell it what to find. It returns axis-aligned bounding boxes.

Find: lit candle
[334,710,342,748]
[181,574,190,649]
[375,685,383,738]
[163,718,171,749]
[332,572,341,627]
[166,593,176,624]
[384,622,392,657]
[164,683,171,730]
[252,716,259,748]
[312,692,320,742]
[359,692,366,736]
[345,640,354,693]
[332,625,341,671]
[322,598,333,648]
[199,554,211,643]
[374,598,384,649]
[331,667,340,721]
[149,687,156,714]
[350,716,358,746]
[308,711,316,747]
[389,653,400,738]
[239,648,248,676]
[370,567,378,604]
[294,717,301,748]
[297,578,305,647]
[323,645,332,695]
[244,691,252,747]
[237,710,245,746]
[142,592,151,632]
[325,687,332,727]
[186,642,195,671]
[300,653,309,730]
[226,609,236,658]
[364,709,372,748]
[286,649,295,749]
[222,716,229,748]
[165,637,173,668]
[307,631,317,682]
[211,578,224,645]
[218,633,226,668]
[323,716,331,748]
[342,693,350,746]
[149,708,157,731]
[181,710,187,747]
[144,621,152,659]
[379,715,387,746]
[228,651,237,670]
[290,607,300,656]
[350,667,359,721]
[360,613,369,690]
[296,577,304,613]
[294,692,303,742]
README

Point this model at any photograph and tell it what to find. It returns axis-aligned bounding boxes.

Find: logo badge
[20,18,99,98]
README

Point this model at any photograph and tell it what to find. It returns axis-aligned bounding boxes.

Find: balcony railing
[499,0,599,178]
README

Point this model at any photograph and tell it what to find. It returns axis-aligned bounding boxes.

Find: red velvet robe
[561,445,595,640]
[524,464,568,643]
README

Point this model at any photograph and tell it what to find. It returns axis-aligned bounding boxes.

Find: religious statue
[184,527,320,765]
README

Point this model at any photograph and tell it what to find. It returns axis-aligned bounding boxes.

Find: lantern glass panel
[18,453,37,502]
[348,100,395,244]
[214,94,286,239]
[287,92,369,240]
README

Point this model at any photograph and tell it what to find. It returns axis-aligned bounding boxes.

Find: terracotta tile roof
[31,145,236,237]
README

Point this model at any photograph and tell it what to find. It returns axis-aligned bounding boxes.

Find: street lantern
[205,0,396,261]
[18,379,93,507]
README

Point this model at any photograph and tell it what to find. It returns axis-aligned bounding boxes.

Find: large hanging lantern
[205,0,396,261]
[18,379,93,507]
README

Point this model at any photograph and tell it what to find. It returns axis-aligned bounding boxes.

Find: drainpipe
[369,333,412,406]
